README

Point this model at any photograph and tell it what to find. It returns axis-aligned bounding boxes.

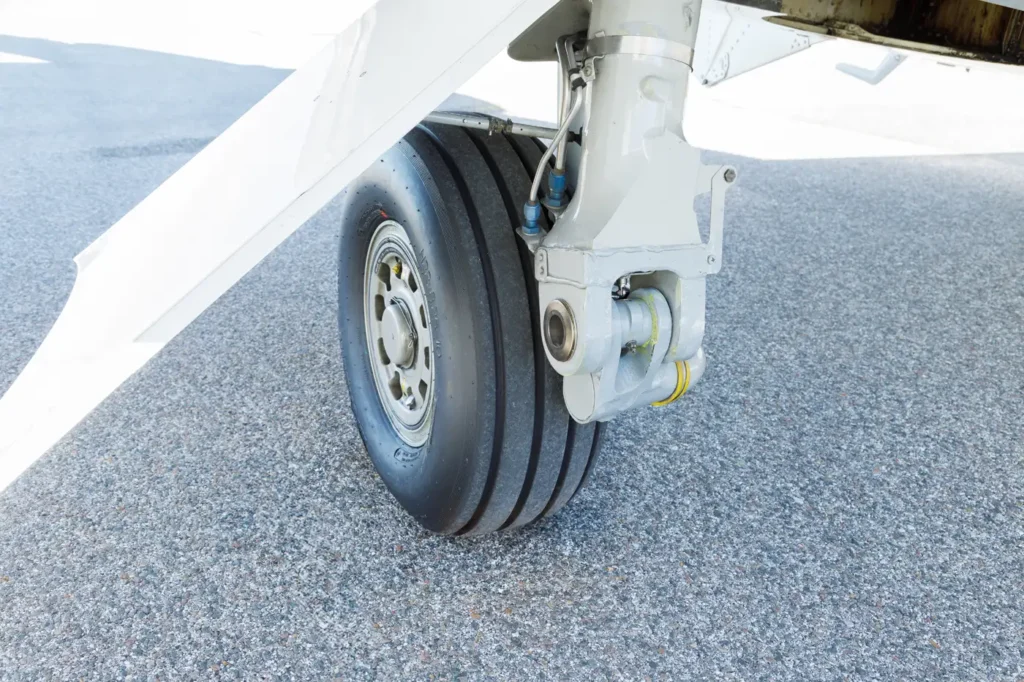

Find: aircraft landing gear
[337,125,602,535]
[338,0,734,534]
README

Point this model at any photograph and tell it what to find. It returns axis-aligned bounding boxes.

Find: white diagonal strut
[0,0,558,492]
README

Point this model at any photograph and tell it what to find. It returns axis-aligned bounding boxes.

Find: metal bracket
[538,138,734,368]
[516,226,545,254]
[836,51,905,85]
[586,35,695,67]
[539,134,736,286]
[562,288,673,422]
[532,0,735,424]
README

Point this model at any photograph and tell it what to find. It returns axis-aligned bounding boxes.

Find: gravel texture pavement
[1,35,1022,681]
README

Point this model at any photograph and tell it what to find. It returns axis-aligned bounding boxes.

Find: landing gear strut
[338,0,733,534]
[533,0,735,423]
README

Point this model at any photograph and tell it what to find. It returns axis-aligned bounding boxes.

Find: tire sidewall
[337,142,490,533]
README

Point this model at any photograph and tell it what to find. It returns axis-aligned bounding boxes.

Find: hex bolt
[401,390,416,410]
[724,168,736,183]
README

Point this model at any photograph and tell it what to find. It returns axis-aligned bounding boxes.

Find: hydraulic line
[528,90,584,205]
[554,35,578,172]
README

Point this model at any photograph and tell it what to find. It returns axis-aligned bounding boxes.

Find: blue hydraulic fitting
[522,199,542,234]
[546,168,567,208]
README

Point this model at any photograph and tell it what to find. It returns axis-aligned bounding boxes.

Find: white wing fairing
[693,2,827,86]
[0,0,558,491]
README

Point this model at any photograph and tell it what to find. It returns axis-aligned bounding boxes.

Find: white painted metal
[693,2,827,86]
[0,0,559,492]
[562,288,674,422]
[0,51,48,64]
[536,0,733,421]
[507,0,828,88]
[836,50,906,85]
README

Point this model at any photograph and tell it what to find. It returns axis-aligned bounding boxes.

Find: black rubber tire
[337,123,603,535]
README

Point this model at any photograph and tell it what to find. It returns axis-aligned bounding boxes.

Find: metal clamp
[586,35,694,67]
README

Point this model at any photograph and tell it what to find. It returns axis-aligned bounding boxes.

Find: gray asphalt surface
[1,35,1023,681]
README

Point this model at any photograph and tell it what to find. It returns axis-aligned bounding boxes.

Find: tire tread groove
[505,133,599,521]
[464,131,545,530]
[417,127,506,535]
[541,420,577,518]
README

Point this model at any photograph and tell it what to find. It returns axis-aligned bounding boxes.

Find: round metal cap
[381,301,415,368]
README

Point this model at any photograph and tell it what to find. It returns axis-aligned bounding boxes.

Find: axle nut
[543,299,577,363]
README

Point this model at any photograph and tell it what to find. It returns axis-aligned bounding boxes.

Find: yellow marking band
[638,296,657,349]
[651,360,690,407]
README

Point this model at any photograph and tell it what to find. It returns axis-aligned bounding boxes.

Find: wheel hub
[381,300,416,368]
[363,220,434,446]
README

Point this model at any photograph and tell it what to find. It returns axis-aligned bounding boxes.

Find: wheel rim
[363,220,435,446]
